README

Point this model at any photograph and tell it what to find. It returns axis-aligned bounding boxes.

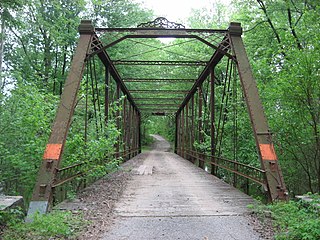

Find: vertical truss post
[132,110,136,155]
[228,22,287,201]
[123,98,127,160]
[174,114,179,154]
[181,108,185,158]
[116,82,120,158]
[191,95,195,163]
[186,103,189,160]
[132,110,135,155]
[136,110,139,155]
[210,68,216,175]
[198,87,204,169]
[178,114,182,155]
[27,20,94,217]
[132,107,135,156]
[134,110,138,155]
[128,104,132,158]
[105,65,109,124]
[138,112,142,154]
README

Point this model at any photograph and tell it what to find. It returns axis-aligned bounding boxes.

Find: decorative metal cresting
[137,17,185,29]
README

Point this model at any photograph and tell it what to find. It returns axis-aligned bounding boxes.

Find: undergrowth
[1,210,87,240]
[248,194,320,240]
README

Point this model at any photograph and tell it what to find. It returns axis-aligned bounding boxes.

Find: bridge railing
[178,148,267,195]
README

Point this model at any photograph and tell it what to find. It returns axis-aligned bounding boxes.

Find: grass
[248,194,320,240]
[1,210,87,240]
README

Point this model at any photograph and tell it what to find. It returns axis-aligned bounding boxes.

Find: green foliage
[231,0,320,194]
[0,82,58,200]
[0,207,25,227]
[250,195,320,240]
[1,211,86,240]
[143,116,175,144]
[91,0,153,27]
[270,200,320,239]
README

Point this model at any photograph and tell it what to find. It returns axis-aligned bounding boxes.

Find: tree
[232,0,320,194]
[0,0,24,92]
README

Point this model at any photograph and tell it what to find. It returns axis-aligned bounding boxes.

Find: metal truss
[28,18,288,218]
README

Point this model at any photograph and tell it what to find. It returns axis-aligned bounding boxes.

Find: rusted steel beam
[135,97,183,101]
[128,104,132,158]
[123,98,127,160]
[137,104,179,107]
[138,112,141,153]
[185,103,189,160]
[151,112,166,116]
[130,89,189,94]
[104,66,109,124]
[176,37,230,116]
[116,83,120,158]
[123,78,195,82]
[89,34,232,59]
[95,27,228,34]
[210,68,216,175]
[140,108,178,111]
[113,60,207,66]
[176,114,181,155]
[191,95,195,163]
[198,87,204,169]
[174,114,179,153]
[27,20,94,217]
[228,22,287,201]
[181,108,185,158]
[142,110,175,114]
[90,35,140,114]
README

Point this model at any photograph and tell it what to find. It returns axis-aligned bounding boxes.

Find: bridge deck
[102,135,262,240]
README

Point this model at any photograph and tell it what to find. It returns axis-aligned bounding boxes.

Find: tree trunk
[0,12,5,91]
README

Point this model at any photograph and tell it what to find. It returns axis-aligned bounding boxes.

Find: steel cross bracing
[28,18,288,217]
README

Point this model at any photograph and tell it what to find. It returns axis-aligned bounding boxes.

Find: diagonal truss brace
[228,22,288,201]
[27,21,94,218]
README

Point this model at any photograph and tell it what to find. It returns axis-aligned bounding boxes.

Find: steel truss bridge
[27,18,288,216]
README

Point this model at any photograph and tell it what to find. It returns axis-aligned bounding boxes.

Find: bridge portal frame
[28,19,287,217]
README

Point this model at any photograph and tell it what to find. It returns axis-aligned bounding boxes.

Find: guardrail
[177,148,267,195]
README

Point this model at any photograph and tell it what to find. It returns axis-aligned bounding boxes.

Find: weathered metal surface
[96,27,228,34]
[137,17,185,29]
[182,149,266,187]
[228,22,287,201]
[90,35,140,114]
[105,66,109,124]
[135,97,183,101]
[89,34,231,58]
[116,82,120,157]
[123,78,194,82]
[130,89,189,94]
[113,60,207,66]
[137,104,179,107]
[174,114,179,153]
[176,36,230,116]
[198,87,204,169]
[210,68,216,175]
[27,21,93,217]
